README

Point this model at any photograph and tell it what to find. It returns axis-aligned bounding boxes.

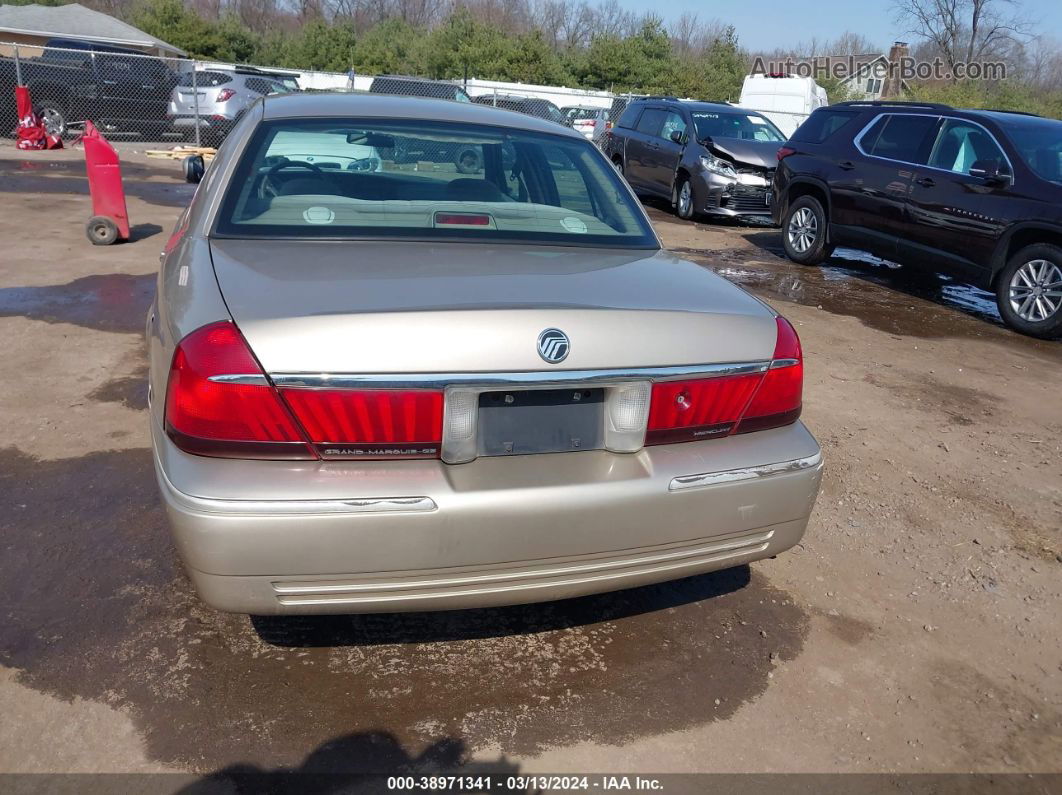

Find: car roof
[262,92,582,138]
[630,98,739,112]
[829,102,1056,128]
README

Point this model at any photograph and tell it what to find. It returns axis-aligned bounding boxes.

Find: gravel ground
[0,142,1058,781]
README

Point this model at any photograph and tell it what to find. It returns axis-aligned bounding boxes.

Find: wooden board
[144,146,217,162]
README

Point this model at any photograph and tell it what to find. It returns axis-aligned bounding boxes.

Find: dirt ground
[0,141,1059,782]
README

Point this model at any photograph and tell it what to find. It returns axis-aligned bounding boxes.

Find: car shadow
[250,565,752,648]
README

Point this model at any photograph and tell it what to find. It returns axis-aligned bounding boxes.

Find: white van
[735,75,828,138]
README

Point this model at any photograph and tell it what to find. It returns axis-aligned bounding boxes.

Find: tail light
[216,88,236,102]
[165,321,314,459]
[646,316,802,445]
[587,120,597,127]
[281,389,443,459]
[777,146,796,161]
[735,316,803,434]
[165,321,444,460]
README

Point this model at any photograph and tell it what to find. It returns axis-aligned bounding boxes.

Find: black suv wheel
[782,195,833,265]
[996,244,1062,339]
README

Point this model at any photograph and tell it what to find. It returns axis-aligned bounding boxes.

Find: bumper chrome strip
[669,452,823,492]
[169,489,437,516]
[270,361,770,390]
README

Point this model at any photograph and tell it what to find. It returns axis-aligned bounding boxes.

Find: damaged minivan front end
[692,137,778,218]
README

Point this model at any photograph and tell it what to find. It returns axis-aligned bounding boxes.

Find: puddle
[0,157,182,182]
[0,446,809,771]
[0,171,194,208]
[669,239,1060,351]
[88,364,149,410]
[0,273,155,334]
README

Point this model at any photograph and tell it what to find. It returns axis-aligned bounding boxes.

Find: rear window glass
[791,109,861,143]
[178,71,232,87]
[616,104,642,129]
[862,114,939,163]
[567,108,606,121]
[214,118,657,248]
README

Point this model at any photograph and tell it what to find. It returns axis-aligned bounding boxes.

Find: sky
[615,0,1062,53]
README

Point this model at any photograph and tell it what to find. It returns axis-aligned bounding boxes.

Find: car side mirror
[669,130,685,145]
[970,158,1011,186]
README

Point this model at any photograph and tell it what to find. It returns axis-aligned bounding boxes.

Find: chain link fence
[1,39,643,151]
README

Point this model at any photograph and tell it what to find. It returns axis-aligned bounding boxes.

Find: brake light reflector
[281,389,443,459]
[216,88,236,102]
[735,316,803,434]
[646,315,803,445]
[646,375,762,445]
[777,146,796,161]
[165,321,314,459]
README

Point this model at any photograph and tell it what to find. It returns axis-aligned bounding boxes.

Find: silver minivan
[168,69,291,144]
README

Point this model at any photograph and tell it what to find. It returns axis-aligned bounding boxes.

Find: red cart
[80,121,130,245]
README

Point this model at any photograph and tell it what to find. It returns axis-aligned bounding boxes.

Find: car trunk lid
[208,239,778,374]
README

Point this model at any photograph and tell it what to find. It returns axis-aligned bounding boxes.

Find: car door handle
[916,177,936,187]
[839,161,856,170]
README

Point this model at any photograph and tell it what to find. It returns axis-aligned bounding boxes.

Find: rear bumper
[169,114,232,130]
[153,419,823,614]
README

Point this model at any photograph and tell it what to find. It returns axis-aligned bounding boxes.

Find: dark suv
[774,101,1062,338]
[472,94,567,125]
[602,97,788,220]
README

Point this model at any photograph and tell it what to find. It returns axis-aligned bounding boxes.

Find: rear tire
[995,244,1062,339]
[674,175,695,220]
[86,216,119,246]
[782,195,831,265]
[182,155,205,184]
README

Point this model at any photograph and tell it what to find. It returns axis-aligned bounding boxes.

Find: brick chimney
[881,41,909,99]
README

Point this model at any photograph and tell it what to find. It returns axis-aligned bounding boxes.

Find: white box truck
[734,74,828,138]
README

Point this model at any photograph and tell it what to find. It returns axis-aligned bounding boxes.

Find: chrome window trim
[852,112,1015,183]
[270,361,771,391]
[669,452,823,492]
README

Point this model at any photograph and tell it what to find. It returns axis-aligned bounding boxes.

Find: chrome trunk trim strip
[669,452,823,492]
[207,374,270,385]
[270,362,771,390]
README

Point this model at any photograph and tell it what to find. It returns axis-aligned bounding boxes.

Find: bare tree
[892,0,1031,69]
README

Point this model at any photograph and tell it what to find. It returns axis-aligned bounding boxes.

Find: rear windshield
[567,108,607,121]
[214,118,657,247]
[791,109,861,143]
[178,71,232,87]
